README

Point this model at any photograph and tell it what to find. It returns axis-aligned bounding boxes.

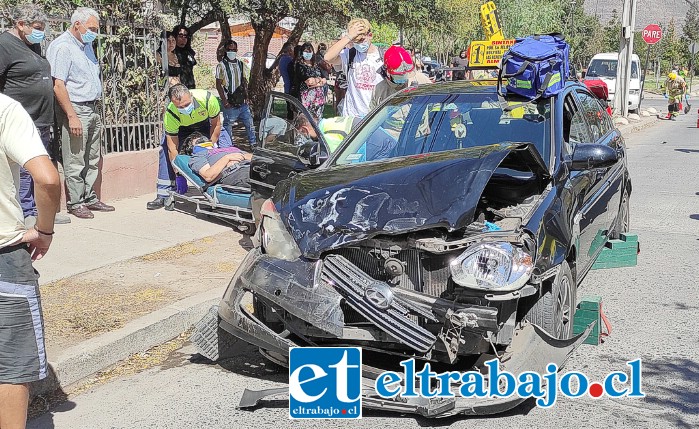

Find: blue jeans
[222,104,256,147]
[19,126,53,217]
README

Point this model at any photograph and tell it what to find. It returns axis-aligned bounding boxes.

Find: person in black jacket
[172,24,197,88]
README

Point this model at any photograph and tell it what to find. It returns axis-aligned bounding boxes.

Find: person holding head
[147,84,226,209]
[369,45,431,110]
[47,6,115,219]
[293,42,326,122]
[324,18,384,118]
[215,39,255,148]
[171,24,197,89]
[0,3,72,226]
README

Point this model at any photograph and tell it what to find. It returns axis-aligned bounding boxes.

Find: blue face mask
[79,23,97,44]
[391,75,408,85]
[302,52,313,61]
[26,28,45,44]
[178,103,195,115]
[226,51,237,60]
[355,42,369,53]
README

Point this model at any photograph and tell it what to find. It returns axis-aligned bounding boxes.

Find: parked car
[421,58,445,82]
[197,80,631,416]
[584,52,642,113]
[240,51,276,70]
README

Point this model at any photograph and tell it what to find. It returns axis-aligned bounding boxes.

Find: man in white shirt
[0,93,60,429]
[324,18,384,119]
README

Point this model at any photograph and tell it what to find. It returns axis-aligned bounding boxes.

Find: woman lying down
[179,132,252,190]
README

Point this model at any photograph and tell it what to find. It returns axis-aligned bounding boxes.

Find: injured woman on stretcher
[179,132,252,189]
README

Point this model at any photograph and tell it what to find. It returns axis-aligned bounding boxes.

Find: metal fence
[0,17,164,154]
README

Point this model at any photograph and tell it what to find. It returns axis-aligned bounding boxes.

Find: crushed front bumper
[216,248,592,417]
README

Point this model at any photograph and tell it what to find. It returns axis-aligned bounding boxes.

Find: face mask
[177,103,195,115]
[302,52,313,61]
[226,51,237,60]
[391,75,408,85]
[355,42,369,53]
[25,28,45,44]
[79,23,97,44]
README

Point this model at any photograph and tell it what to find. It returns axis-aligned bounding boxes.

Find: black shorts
[0,244,45,384]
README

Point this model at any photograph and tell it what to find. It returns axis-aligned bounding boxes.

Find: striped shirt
[46,31,102,102]
[215,59,249,95]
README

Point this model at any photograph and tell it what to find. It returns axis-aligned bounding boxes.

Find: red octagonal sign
[642,24,662,45]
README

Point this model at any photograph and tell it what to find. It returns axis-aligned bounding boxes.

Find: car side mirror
[297,141,327,167]
[570,144,617,171]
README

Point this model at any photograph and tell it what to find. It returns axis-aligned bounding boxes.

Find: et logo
[288,347,362,419]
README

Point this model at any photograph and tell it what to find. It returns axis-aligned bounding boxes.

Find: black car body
[209,81,631,416]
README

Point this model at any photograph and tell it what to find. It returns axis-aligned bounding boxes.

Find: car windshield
[587,59,639,79]
[333,92,551,166]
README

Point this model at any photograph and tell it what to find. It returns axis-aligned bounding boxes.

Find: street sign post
[639,24,663,111]
[689,42,698,92]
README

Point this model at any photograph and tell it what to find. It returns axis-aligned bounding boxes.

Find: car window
[260,94,315,155]
[576,90,612,141]
[333,93,551,166]
[563,93,592,147]
[586,59,616,78]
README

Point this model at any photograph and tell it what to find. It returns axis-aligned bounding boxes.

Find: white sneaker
[54,213,71,224]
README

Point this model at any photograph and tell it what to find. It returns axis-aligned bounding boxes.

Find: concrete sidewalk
[34,194,232,284]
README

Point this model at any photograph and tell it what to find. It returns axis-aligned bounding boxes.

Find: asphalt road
[30,111,699,429]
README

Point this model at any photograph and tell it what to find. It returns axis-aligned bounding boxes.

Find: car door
[250,92,328,218]
[575,89,624,241]
[561,91,605,273]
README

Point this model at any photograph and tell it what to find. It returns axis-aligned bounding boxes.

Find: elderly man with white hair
[47,6,115,219]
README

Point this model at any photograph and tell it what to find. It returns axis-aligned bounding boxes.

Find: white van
[584,52,642,112]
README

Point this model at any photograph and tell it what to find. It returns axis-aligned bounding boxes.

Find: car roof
[590,52,641,61]
[398,79,586,97]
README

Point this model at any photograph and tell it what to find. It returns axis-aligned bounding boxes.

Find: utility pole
[614,0,638,117]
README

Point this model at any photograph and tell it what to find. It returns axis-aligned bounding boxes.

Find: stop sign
[642,24,662,45]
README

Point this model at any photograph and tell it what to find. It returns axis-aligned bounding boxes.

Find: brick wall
[199,29,288,66]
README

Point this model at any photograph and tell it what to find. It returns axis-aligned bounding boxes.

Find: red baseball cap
[384,46,415,75]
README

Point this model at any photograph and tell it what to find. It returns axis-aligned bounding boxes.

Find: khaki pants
[56,102,102,209]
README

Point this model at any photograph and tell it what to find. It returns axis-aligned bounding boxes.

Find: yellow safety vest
[319,117,356,152]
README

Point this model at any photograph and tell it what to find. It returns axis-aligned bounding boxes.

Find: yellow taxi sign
[480,1,505,41]
[468,39,515,67]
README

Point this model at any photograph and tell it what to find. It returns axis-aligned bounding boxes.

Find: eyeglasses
[177,33,189,38]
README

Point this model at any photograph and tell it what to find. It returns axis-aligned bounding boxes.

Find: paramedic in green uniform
[147,84,225,210]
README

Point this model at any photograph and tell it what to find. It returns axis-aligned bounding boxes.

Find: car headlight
[450,242,533,291]
[258,199,301,261]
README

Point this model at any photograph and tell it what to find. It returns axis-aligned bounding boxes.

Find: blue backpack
[498,33,570,101]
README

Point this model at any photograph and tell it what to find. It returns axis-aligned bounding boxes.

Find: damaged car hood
[277,143,548,258]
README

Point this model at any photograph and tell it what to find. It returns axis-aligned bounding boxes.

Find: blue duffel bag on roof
[498,33,570,101]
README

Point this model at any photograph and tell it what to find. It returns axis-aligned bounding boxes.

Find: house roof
[230,22,292,38]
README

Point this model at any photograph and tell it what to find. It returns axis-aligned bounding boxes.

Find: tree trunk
[248,15,307,120]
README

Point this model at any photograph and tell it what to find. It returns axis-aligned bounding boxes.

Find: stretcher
[166,155,255,234]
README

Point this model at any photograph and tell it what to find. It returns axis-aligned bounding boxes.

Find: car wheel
[523,261,576,339]
[610,189,630,239]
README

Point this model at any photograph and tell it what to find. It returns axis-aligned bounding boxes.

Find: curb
[31,287,225,398]
[617,115,659,137]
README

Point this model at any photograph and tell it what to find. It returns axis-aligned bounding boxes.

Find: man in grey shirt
[47,6,115,219]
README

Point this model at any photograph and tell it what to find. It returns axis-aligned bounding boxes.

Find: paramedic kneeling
[148,84,223,210]
[181,135,252,189]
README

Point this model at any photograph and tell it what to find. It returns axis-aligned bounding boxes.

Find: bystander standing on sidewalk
[0,4,71,226]
[47,6,115,219]
[278,42,294,95]
[324,18,384,119]
[171,25,197,89]
[0,92,60,429]
[451,49,470,81]
[214,39,255,148]
[294,42,327,122]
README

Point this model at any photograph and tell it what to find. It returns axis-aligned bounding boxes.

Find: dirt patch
[41,231,249,357]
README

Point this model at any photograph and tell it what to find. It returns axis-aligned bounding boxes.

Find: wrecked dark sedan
[194,81,631,416]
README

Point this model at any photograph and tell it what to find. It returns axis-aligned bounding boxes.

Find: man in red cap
[369,45,431,110]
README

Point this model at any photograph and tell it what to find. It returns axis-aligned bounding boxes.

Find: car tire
[523,261,576,340]
[610,189,630,239]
